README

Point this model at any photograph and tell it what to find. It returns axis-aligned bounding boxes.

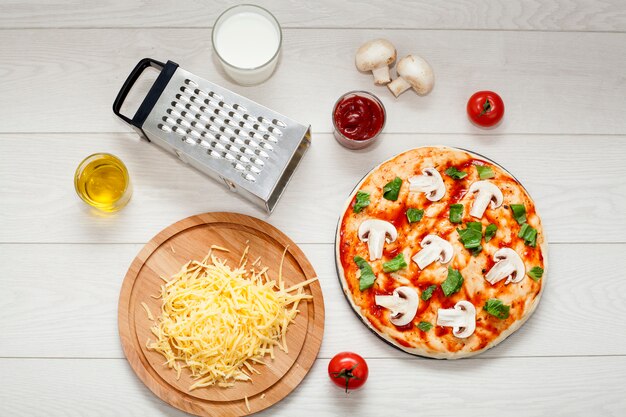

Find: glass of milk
[212,5,282,86]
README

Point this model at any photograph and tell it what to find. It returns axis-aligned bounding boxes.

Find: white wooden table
[1,1,626,415]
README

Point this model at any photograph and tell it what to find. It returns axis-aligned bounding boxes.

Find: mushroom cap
[357,219,398,242]
[422,168,445,201]
[408,167,446,201]
[420,234,454,264]
[436,300,476,338]
[358,219,398,260]
[355,39,397,71]
[485,248,526,285]
[453,301,476,338]
[468,180,504,208]
[375,286,419,327]
[395,54,435,95]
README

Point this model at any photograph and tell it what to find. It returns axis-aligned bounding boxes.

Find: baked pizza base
[335,146,547,359]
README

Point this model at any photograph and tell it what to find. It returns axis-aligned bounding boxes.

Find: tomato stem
[479,98,492,117]
[330,363,360,393]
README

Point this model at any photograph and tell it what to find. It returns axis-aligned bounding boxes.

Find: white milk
[213,9,281,85]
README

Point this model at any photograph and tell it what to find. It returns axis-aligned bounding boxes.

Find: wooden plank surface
[2,0,626,415]
[1,356,624,417]
[1,133,625,244]
[1,0,626,31]
[0,29,625,135]
[1,243,624,359]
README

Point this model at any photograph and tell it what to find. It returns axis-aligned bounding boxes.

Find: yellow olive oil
[74,153,131,212]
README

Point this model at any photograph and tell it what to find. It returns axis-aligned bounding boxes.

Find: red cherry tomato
[328,352,369,393]
[467,91,504,127]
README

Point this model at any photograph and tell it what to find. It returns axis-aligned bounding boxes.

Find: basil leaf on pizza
[518,223,538,247]
[354,256,376,291]
[444,166,467,180]
[353,190,370,213]
[475,164,495,179]
[383,177,402,201]
[483,298,511,319]
[528,266,544,281]
[417,321,433,332]
[457,226,482,249]
[421,284,437,301]
[382,253,407,273]
[510,204,527,225]
[406,208,424,223]
[449,204,464,224]
[441,268,464,297]
[485,223,498,242]
[471,245,483,257]
[467,222,483,233]
[337,147,546,358]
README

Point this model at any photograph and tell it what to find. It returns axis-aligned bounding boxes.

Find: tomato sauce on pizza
[336,147,546,358]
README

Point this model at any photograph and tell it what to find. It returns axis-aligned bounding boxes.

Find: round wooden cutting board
[118,212,324,416]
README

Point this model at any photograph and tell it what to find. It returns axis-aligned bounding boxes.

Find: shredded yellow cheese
[210,244,230,252]
[146,249,315,391]
[244,395,251,412]
[141,302,154,321]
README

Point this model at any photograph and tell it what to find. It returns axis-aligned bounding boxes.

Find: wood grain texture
[1,133,625,244]
[2,1,626,415]
[1,0,625,31]
[0,356,624,417]
[1,243,625,359]
[0,29,625,134]
[117,213,324,416]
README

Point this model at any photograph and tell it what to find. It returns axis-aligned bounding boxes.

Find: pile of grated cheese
[145,246,316,391]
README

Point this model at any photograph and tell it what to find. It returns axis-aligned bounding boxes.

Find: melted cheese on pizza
[337,147,545,358]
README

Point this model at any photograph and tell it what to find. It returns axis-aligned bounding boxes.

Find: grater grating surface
[113,58,311,213]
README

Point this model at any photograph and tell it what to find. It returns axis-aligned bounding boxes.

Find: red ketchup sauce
[333,94,385,141]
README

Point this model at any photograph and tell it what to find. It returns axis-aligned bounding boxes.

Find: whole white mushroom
[388,54,434,97]
[375,287,420,327]
[355,39,397,85]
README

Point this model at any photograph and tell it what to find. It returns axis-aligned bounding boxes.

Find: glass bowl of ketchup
[332,91,386,149]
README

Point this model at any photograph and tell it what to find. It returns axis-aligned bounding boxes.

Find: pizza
[335,146,546,359]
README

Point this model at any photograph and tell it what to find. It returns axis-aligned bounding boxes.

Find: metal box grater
[113,58,311,213]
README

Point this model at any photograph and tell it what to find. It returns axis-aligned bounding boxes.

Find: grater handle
[112,58,166,126]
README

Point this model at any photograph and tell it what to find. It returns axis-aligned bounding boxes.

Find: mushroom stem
[374,287,419,327]
[484,248,526,285]
[374,294,402,311]
[412,244,441,270]
[437,308,465,327]
[470,191,492,219]
[408,168,446,202]
[358,219,398,261]
[388,77,411,97]
[485,260,516,285]
[437,300,476,338]
[408,175,435,192]
[411,235,454,270]
[371,66,391,85]
[366,229,386,261]
[468,181,503,219]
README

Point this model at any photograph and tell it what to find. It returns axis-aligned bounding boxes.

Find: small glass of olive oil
[74,153,132,212]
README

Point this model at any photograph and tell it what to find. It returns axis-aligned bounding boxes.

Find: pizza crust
[335,146,547,359]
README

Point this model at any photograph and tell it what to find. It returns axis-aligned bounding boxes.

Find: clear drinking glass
[212,4,283,86]
[74,153,132,212]
[332,91,386,150]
